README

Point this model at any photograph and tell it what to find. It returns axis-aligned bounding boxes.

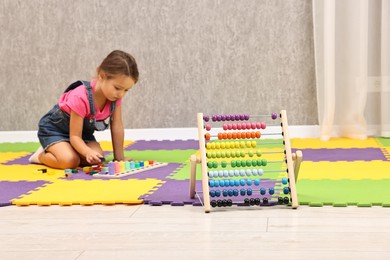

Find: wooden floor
[0,204,389,260]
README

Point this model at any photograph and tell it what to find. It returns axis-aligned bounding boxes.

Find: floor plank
[0,205,389,259]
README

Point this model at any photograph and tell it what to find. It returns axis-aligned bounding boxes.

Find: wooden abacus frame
[189,110,301,213]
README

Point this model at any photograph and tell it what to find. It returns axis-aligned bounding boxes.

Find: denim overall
[37,81,116,150]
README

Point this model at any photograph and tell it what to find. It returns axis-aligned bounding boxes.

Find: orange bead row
[205,131,261,140]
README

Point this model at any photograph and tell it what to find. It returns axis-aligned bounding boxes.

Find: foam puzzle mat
[0,137,390,207]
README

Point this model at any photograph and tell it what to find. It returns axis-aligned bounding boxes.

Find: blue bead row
[209,178,262,187]
[208,169,264,178]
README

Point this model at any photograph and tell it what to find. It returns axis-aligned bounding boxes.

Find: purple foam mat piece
[4,154,31,165]
[140,179,281,207]
[0,180,49,206]
[126,140,199,151]
[140,179,200,206]
[64,163,181,181]
[293,148,387,162]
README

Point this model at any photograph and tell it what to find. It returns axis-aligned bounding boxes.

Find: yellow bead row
[206,141,257,150]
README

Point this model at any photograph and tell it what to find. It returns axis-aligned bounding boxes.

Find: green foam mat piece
[297,179,390,207]
[0,142,40,152]
[377,137,390,147]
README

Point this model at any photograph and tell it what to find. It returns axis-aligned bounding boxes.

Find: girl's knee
[59,153,80,169]
[44,142,81,169]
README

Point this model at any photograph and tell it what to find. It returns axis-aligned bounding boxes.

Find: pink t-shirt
[58,80,122,120]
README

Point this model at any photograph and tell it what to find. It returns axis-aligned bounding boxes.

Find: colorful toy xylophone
[189,110,300,213]
[79,160,168,178]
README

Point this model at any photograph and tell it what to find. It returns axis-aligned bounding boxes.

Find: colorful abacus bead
[226,199,233,207]
[130,161,135,169]
[108,162,115,175]
[119,161,125,172]
[125,161,130,171]
[114,161,120,174]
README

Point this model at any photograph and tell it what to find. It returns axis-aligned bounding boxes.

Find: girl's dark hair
[97,50,139,83]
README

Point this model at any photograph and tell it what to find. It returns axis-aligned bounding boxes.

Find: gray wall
[0,0,317,131]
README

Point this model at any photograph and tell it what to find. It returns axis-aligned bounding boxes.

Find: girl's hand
[85,150,104,165]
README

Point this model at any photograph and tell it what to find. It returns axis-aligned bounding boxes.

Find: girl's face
[99,74,135,101]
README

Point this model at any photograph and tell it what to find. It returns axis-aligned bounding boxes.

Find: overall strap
[110,100,116,115]
[81,81,96,118]
[64,80,85,93]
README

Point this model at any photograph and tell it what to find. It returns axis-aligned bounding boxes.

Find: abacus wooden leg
[280,110,299,209]
[292,150,303,182]
[189,154,201,199]
[197,113,211,213]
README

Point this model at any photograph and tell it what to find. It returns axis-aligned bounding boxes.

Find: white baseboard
[0,125,320,143]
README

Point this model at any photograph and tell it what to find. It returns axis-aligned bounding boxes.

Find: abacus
[87,160,168,178]
[189,110,301,213]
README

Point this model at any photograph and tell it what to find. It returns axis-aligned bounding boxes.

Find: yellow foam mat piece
[299,160,390,180]
[291,138,380,149]
[0,152,31,164]
[12,178,163,206]
[100,140,134,152]
[0,164,64,182]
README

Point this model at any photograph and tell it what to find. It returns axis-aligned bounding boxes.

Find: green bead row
[231,159,267,167]
[207,159,268,169]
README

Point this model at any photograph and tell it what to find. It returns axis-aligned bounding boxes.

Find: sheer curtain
[313,0,390,140]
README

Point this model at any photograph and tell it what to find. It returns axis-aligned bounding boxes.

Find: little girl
[29,50,139,169]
